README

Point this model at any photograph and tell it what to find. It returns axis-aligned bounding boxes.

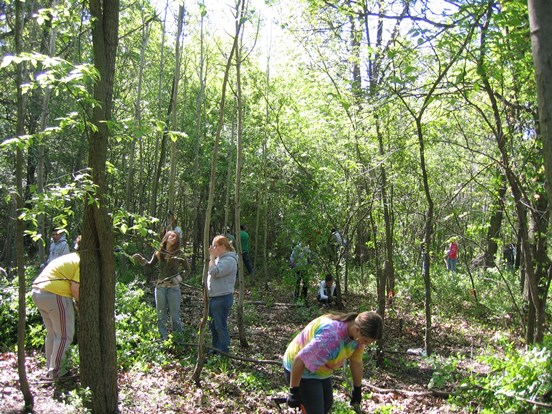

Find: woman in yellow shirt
[32,236,80,380]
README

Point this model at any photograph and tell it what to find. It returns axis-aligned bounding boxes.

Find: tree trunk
[168,4,185,213]
[479,2,547,343]
[234,11,249,348]
[415,116,434,357]
[37,0,58,264]
[396,16,474,355]
[190,11,206,270]
[527,0,552,344]
[377,116,394,299]
[15,0,33,409]
[192,0,242,383]
[224,103,235,230]
[528,0,552,213]
[483,174,506,269]
[126,15,150,209]
[79,0,119,411]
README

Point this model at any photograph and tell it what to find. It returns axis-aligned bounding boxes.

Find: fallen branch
[244,300,303,307]
[495,390,552,409]
[176,343,281,366]
[365,384,451,399]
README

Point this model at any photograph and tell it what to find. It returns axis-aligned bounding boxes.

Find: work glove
[175,275,182,283]
[350,386,362,406]
[287,386,301,409]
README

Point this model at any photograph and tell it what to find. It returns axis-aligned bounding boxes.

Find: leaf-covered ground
[0,283,497,413]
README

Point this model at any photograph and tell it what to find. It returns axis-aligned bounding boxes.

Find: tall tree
[168,3,185,213]
[528,0,552,345]
[234,0,249,348]
[475,0,549,343]
[191,2,207,270]
[15,0,33,409]
[79,0,119,411]
[528,0,552,202]
[395,12,476,355]
[125,7,151,210]
[36,0,59,264]
[192,0,243,384]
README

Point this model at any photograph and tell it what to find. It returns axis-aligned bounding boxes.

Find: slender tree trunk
[168,4,185,213]
[396,15,474,355]
[479,2,547,342]
[37,0,58,264]
[150,0,177,219]
[234,11,249,348]
[79,0,119,411]
[484,174,506,268]
[15,0,33,408]
[192,0,243,383]
[126,16,150,209]
[224,103,235,230]
[377,116,394,300]
[261,28,272,289]
[191,12,206,270]
[415,116,434,357]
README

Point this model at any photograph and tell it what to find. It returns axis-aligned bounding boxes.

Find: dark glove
[287,386,301,408]
[350,386,362,405]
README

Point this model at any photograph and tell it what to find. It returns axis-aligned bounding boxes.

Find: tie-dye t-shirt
[283,316,364,379]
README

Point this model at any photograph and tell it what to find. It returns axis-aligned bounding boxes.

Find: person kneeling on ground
[283,311,383,414]
[317,274,337,306]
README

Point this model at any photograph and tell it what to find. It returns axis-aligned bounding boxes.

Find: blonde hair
[213,235,234,252]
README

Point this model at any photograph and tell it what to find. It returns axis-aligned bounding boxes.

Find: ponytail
[325,311,383,340]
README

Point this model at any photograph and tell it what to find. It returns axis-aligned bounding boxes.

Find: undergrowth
[451,336,552,413]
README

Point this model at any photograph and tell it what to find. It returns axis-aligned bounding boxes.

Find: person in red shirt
[446,238,459,272]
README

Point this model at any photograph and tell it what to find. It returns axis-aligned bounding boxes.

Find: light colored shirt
[318,280,336,300]
[207,251,238,297]
[48,234,70,263]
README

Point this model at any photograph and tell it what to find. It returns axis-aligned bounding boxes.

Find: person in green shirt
[239,224,253,275]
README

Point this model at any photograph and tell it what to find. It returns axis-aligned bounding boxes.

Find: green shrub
[452,337,552,413]
[426,353,464,390]
[114,281,169,370]
[0,273,19,351]
[0,266,44,351]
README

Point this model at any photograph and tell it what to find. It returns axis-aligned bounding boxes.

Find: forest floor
[0,281,504,413]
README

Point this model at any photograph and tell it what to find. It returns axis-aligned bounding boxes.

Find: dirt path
[1,289,480,413]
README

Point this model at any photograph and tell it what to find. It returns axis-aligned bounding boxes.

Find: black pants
[294,270,309,303]
[284,369,333,414]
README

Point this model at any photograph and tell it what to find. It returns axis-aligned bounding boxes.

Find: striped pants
[31,289,75,379]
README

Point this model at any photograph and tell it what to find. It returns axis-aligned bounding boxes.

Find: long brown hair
[325,311,383,340]
[156,230,181,260]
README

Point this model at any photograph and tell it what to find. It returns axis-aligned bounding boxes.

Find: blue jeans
[447,257,458,272]
[284,369,333,414]
[209,293,234,353]
[155,286,182,339]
